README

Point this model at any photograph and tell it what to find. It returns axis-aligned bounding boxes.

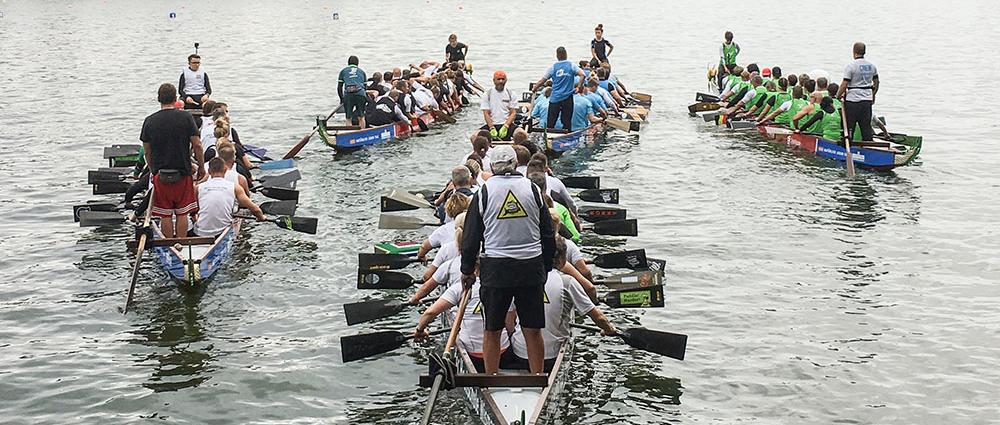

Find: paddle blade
[103,145,140,158]
[599,270,662,291]
[88,170,125,184]
[93,181,131,195]
[591,219,637,236]
[341,330,407,363]
[606,118,640,132]
[577,188,619,204]
[619,328,687,361]
[646,258,667,277]
[380,196,421,212]
[359,253,418,272]
[258,169,301,188]
[274,216,317,234]
[603,285,665,308]
[378,214,432,230]
[259,200,297,216]
[73,201,119,222]
[357,270,418,289]
[703,111,721,122]
[258,159,295,171]
[560,176,600,190]
[344,299,408,326]
[696,92,721,102]
[79,211,126,227]
[386,189,433,209]
[256,187,299,201]
[591,249,648,269]
[578,206,626,223]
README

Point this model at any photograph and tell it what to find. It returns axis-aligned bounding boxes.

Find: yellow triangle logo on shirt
[473,301,482,314]
[496,190,528,219]
[543,291,550,304]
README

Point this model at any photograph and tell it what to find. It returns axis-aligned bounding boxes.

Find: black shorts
[479,256,546,331]
[343,92,368,121]
[184,93,205,109]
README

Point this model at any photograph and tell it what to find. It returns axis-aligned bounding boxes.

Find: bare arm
[482,109,494,127]
[585,307,617,335]
[409,277,442,304]
[561,263,597,303]
[415,298,455,334]
[836,79,849,100]
[190,136,205,180]
[234,185,265,220]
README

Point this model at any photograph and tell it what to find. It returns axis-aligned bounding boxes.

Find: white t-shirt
[843,58,878,102]
[428,223,456,249]
[564,238,584,265]
[433,242,460,268]
[480,87,517,126]
[512,271,595,359]
[546,176,576,213]
[195,177,236,237]
[740,87,758,105]
[778,100,793,112]
[441,280,510,356]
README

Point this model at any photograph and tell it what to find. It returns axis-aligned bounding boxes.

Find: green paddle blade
[578,205,627,223]
[378,214,435,230]
[258,169,301,188]
[619,327,687,361]
[357,270,419,289]
[603,285,664,308]
[590,219,637,236]
[358,253,419,272]
[273,216,317,234]
[73,201,120,222]
[598,270,663,291]
[88,170,125,184]
[259,200,297,216]
[344,299,409,326]
[341,330,409,363]
[590,249,648,269]
[578,188,619,204]
[256,186,299,201]
[560,176,600,190]
[93,181,131,195]
[78,210,127,227]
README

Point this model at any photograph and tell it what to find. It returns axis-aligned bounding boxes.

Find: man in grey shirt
[836,42,879,141]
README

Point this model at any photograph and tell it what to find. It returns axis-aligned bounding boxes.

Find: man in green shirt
[338,55,368,128]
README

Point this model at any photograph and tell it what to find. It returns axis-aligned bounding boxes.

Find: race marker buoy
[332,12,339,19]
[168,11,176,19]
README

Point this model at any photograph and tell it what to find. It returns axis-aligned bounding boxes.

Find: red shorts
[151,174,199,218]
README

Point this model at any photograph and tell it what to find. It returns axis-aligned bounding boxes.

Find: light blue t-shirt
[543,60,580,103]
[571,94,594,130]
[584,92,607,112]
[531,97,564,129]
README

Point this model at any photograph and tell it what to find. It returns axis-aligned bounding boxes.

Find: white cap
[491,145,516,167]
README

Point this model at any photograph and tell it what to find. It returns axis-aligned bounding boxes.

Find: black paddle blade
[73,201,119,222]
[591,249,648,269]
[103,145,140,158]
[619,328,687,361]
[579,206,627,223]
[88,170,125,184]
[359,253,418,272]
[341,330,408,363]
[703,111,721,122]
[561,176,600,190]
[380,196,421,212]
[696,92,721,102]
[257,187,299,201]
[259,169,301,189]
[645,258,667,277]
[578,188,619,204]
[78,211,127,227]
[357,270,418,290]
[93,181,131,195]
[591,219,637,236]
[259,200,297,216]
[603,285,665,308]
[274,216,317,234]
[344,299,409,326]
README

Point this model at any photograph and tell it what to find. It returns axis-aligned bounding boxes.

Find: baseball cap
[491,145,516,166]
[494,70,507,80]
[762,67,771,77]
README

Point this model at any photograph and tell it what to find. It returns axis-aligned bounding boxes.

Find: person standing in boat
[338,55,368,128]
[179,54,211,110]
[718,31,740,92]
[590,24,614,67]
[530,47,586,131]
[835,42,879,141]
[480,70,518,141]
[445,34,468,64]
[461,145,555,375]
[193,158,265,237]
[141,83,204,239]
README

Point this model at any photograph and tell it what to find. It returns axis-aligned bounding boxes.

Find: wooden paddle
[606,117,640,132]
[572,323,686,361]
[341,328,449,363]
[123,189,154,314]
[421,287,471,425]
[838,105,857,178]
[380,189,434,212]
[282,105,341,160]
[344,296,438,326]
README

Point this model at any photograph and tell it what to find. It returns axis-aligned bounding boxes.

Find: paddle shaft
[839,104,856,178]
[123,188,154,314]
[282,106,340,159]
[420,287,471,425]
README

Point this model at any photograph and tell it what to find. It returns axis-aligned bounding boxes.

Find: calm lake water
[1,0,998,424]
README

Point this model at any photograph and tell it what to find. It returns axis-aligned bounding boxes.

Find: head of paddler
[816,77,828,91]
[820,96,835,113]
[827,83,839,99]
[473,135,491,159]
[740,70,750,81]
[157,83,177,107]
[731,65,744,76]
[556,46,568,61]
[809,91,824,105]
[465,159,481,181]
[490,145,517,174]
[528,171,547,193]
[853,42,866,59]
[371,72,383,84]
[579,60,590,70]
[764,81,777,92]
[392,67,402,79]
[724,31,734,43]
[751,75,763,87]
[512,130,533,152]
[453,212,468,247]
[207,157,226,178]
[512,145,530,167]
[799,73,810,84]
[553,235,568,270]
[444,192,470,220]
[778,77,789,91]
[452,166,472,189]
[219,144,237,166]
[746,63,759,74]
[201,99,216,116]
[771,66,782,79]
[463,62,472,74]
[787,74,798,88]
[762,67,771,78]
[187,54,201,71]
[586,78,599,93]
[493,70,507,90]
[792,86,805,100]
[348,55,359,66]
[449,33,458,47]
[543,87,552,98]
[803,79,816,94]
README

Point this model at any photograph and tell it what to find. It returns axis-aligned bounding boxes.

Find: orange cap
[493,70,507,79]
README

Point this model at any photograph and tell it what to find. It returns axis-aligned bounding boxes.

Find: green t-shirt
[553,202,580,243]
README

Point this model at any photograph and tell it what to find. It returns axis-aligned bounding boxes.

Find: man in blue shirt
[570,92,601,131]
[338,55,368,128]
[583,80,609,119]
[530,47,586,130]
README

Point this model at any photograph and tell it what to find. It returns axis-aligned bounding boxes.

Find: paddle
[578,205,626,223]
[123,189,154,314]
[703,111,721,122]
[601,284,665,308]
[582,219,637,236]
[838,105,857,178]
[696,92,721,102]
[341,328,449,363]
[646,258,667,277]
[358,253,422,272]
[572,323,686,361]
[606,117,640,132]
[267,215,317,234]
[421,287,471,425]
[431,109,456,124]
[259,200,297,216]
[283,105,342,159]
[357,270,420,289]
[344,296,438,326]
[381,189,434,212]
[256,169,301,188]
[587,249,648,269]
[560,176,600,190]
[413,116,430,132]
[78,210,127,227]
[577,188,619,204]
[242,144,270,161]
[257,158,295,171]
[688,102,722,114]
[103,145,140,158]
[595,271,663,291]
[93,181,132,195]
[254,186,298,201]
[73,200,124,221]
[378,214,438,230]
[88,170,131,184]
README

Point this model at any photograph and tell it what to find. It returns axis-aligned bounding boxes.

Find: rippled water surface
[2,0,999,424]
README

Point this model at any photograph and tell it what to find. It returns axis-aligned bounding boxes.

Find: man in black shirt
[141,83,205,238]
[445,34,468,64]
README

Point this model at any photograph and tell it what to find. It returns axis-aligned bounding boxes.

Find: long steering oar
[572,323,687,361]
[123,188,154,314]
[283,104,341,160]
[344,296,438,326]
[341,328,449,363]
[421,286,471,425]
[838,104,857,178]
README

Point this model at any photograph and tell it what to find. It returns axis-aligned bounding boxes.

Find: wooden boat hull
[152,218,241,286]
[757,125,922,171]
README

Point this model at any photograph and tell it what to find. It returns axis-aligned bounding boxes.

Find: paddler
[590,24,614,66]
[722,74,762,115]
[193,158,265,237]
[754,77,790,121]
[835,42,879,141]
[460,145,555,375]
[481,70,518,141]
[794,96,844,142]
[759,86,808,127]
[738,80,777,119]
[364,89,410,128]
[530,47,587,130]
[417,193,470,281]
[216,143,251,196]
[338,55,368,128]
[445,34,469,64]
[791,91,825,132]
[179,54,211,110]
[570,89,603,131]
[717,31,740,90]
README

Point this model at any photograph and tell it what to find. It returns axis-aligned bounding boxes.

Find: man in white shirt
[194,158,265,237]
[480,70,518,141]
[835,42,879,141]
